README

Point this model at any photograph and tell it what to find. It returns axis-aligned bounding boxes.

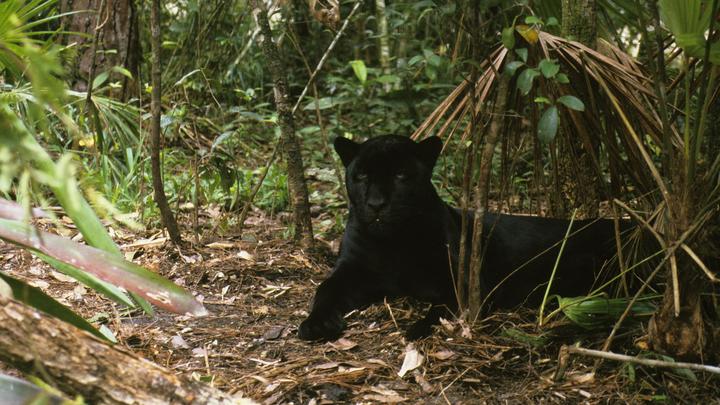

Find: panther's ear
[334,136,360,167]
[416,136,443,169]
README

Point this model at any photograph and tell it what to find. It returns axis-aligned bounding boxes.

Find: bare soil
[1,211,718,404]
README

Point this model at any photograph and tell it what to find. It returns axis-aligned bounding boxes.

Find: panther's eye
[356,173,368,181]
[395,172,407,181]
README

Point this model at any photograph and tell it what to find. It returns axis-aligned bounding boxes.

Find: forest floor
[2,209,719,404]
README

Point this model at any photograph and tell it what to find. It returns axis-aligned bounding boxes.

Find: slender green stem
[538,209,577,327]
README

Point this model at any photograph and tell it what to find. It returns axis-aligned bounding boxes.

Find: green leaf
[36,251,134,308]
[0,272,108,340]
[0,217,208,316]
[515,48,528,63]
[111,65,133,79]
[538,106,559,143]
[303,96,349,111]
[557,95,585,111]
[0,374,70,404]
[504,61,524,76]
[408,54,424,66]
[555,73,570,84]
[670,366,698,381]
[427,53,443,68]
[534,96,552,104]
[502,26,516,49]
[349,60,367,83]
[624,363,636,383]
[546,17,559,26]
[659,0,717,62]
[299,125,320,135]
[375,74,401,84]
[539,59,560,78]
[425,65,437,81]
[649,354,697,381]
[92,71,109,89]
[524,16,543,25]
[557,295,657,329]
[502,327,548,348]
[516,68,540,95]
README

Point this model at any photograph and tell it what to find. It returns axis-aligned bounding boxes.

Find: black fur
[298,135,626,341]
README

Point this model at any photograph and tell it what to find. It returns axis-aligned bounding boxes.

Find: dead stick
[291,0,363,114]
[555,345,720,381]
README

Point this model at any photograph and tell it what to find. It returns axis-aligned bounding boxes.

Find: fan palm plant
[413,1,719,360]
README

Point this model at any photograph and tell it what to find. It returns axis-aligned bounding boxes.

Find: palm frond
[413,31,679,200]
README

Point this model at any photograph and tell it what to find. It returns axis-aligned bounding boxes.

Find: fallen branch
[0,297,255,404]
[555,345,720,381]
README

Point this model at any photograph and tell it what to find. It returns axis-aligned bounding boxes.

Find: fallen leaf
[29,280,49,289]
[180,253,201,264]
[171,334,190,349]
[330,338,357,351]
[635,339,650,350]
[430,349,455,360]
[238,250,254,261]
[253,305,270,315]
[124,250,138,261]
[369,386,400,396]
[71,285,87,300]
[397,344,424,378]
[314,362,339,370]
[568,372,595,384]
[338,366,365,373]
[120,237,167,249]
[460,323,472,339]
[576,388,592,398]
[439,317,455,332]
[363,394,407,403]
[263,325,285,340]
[206,241,235,249]
[50,271,76,283]
[192,347,208,357]
[264,382,279,393]
[367,358,390,368]
[413,370,435,393]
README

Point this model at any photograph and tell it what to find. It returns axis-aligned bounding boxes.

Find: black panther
[298,135,627,341]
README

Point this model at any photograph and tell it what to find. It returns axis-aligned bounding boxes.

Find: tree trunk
[468,75,510,319]
[375,0,392,93]
[555,0,599,218]
[0,297,252,404]
[150,0,182,245]
[648,256,716,361]
[253,1,314,248]
[561,0,597,48]
[60,0,140,100]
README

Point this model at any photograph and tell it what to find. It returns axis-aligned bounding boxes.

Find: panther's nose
[367,197,386,212]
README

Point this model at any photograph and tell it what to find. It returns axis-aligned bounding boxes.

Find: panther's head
[334,135,443,236]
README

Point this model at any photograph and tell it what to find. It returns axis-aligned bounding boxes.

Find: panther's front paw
[405,319,434,340]
[298,312,346,341]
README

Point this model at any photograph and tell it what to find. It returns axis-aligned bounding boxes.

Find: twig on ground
[555,345,720,382]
